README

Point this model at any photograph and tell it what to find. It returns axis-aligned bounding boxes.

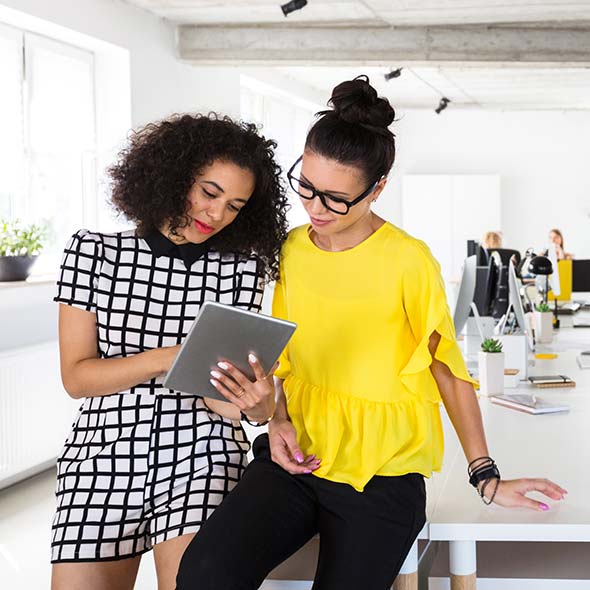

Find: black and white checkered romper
[51,229,263,562]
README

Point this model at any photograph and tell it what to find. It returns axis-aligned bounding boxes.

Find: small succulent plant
[481,338,503,353]
[535,302,551,313]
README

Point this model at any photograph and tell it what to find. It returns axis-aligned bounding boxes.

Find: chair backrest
[486,248,521,266]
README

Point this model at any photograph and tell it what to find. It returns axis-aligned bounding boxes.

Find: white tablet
[163,301,296,401]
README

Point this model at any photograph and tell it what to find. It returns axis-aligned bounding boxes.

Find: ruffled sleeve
[271,271,291,380]
[54,229,103,313]
[400,240,477,401]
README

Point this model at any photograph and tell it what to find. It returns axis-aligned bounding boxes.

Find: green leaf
[0,219,48,256]
[481,338,503,353]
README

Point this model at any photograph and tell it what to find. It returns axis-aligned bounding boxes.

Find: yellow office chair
[548,259,573,302]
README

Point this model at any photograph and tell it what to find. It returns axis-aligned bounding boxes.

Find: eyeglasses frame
[287,156,383,216]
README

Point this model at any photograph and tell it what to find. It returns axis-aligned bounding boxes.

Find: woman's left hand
[209,355,277,423]
[485,478,567,511]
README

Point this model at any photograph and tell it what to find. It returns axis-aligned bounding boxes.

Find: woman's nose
[205,201,224,221]
[306,194,328,216]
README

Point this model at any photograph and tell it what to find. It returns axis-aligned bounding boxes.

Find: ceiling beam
[178,25,590,65]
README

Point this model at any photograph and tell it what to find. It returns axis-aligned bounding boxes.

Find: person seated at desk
[548,228,574,261]
[477,231,520,267]
[482,230,502,250]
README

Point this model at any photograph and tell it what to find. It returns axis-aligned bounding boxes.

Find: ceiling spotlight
[384,68,403,81]
[281,0,307,17]
[435,97,451,114]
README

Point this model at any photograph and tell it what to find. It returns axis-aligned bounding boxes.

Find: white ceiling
[125,0,590,26]
[123,0,590,109]
[274,65,590,110]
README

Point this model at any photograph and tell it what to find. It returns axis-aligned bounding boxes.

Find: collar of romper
[144,229,209,268]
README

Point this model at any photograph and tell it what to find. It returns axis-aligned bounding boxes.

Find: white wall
[0,0,241,126]
[375,108,590,259]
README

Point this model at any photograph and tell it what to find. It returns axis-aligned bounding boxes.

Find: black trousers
[176,434,426,590]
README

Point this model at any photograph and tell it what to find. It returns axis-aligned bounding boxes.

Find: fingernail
[295,452,304,463]
[209,379,218,387]
[210,370,222,379]
[248,354,257,363]
[540,503,550,511]
[217,362,229,370]
[304,469,312,474]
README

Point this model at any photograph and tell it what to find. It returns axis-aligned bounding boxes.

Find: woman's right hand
[268,418,321,475]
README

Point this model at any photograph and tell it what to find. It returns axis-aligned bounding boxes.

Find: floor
[0,468,324,590]
[2,469,589,589]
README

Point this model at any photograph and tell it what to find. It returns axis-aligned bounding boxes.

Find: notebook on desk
[556,302,581,315]
[528,375,576,388]
[490,394,570,415]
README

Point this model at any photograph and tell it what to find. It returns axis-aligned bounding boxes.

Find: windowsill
[0,274,57,289]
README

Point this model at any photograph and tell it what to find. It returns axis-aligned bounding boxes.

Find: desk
[426,322,590,589]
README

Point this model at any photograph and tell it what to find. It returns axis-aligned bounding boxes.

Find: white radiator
[0,341,79,489]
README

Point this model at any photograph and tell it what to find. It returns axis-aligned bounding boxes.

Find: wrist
[241,405,275,427]
[146,348,170,377]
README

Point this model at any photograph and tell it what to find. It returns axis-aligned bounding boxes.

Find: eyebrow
[300,173,350,198]
[202,180,249,204]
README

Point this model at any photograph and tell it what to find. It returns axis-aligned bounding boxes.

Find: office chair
[484,247,521,266]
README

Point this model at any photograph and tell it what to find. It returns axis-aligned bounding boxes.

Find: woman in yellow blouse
[177,76,566,590]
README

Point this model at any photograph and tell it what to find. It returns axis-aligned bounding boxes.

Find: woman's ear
[370,177,388,203]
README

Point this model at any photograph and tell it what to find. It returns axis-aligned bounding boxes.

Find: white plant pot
[534,311,553,343]
[478,351,504,396]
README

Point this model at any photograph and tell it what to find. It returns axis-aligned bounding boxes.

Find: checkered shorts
[51,394,249,562]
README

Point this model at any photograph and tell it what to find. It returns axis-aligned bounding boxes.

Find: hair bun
[328,75,395,129]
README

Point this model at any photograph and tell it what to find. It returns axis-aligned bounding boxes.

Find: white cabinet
[402,175,501,281]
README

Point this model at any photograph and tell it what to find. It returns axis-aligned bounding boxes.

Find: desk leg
[393,540,418,590]
[449,540,476,590]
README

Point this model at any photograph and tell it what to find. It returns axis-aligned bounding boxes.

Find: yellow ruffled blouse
[272,222,477,492]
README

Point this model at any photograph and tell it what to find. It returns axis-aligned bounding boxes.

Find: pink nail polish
[295,453,304,464]
[304,469,312,474]
[540,503,550,511]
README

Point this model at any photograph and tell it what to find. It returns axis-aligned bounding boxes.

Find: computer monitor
[572,260,590,292]
[507,260,534,350]
[467,239,478,258]
[453,255,477,336]
[473,259,497,317]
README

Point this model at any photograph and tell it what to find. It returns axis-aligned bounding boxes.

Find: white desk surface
[426,319,590,543]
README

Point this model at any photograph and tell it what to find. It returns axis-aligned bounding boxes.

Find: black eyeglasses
[287,156,381,216]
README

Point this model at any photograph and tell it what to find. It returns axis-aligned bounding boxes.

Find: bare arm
[428,332,489,463]
[58,304,179,399]
[267,378,320,474]
[428,332,567,510]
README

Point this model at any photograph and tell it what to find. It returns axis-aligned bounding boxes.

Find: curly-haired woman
[50,114,289,590]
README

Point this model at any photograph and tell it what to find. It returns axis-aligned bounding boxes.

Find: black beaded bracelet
[480,477,501,505]
[469,465,501,488]
[240,410,273,427]
[467,456,501,504]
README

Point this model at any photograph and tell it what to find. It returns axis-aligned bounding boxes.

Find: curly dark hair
[108,113,289,282]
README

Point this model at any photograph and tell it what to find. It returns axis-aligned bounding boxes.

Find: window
[240,79,318,229]
[0,23,96,275]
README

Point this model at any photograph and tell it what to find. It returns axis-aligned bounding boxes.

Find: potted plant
[0,219,47,282]
[478,338,504,396]
[534,302,553,344]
